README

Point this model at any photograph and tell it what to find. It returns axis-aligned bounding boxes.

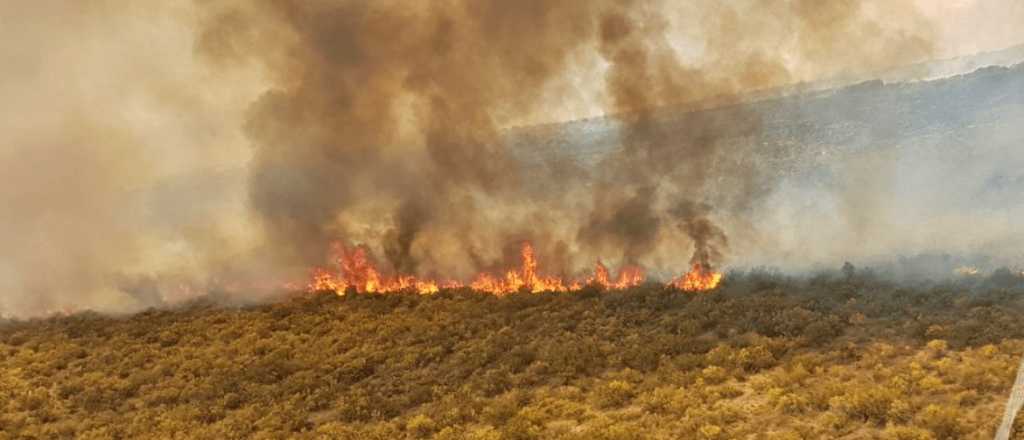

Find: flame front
[669,263,724,292]
[305,242,720,295]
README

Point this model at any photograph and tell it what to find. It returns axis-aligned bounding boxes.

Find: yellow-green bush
[0,280,1021,439]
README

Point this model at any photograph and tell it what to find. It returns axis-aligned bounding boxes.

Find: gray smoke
[10,0,1023,318]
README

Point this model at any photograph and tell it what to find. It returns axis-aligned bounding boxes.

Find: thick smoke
[14,0,1016,317]
[196,1,609,277]
[194,0,936,278]
[0,2,262,316]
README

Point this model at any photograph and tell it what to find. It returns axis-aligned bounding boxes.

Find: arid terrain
[3,3,1024,440]
[3,271,1023,439]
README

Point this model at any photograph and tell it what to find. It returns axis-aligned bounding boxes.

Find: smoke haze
[1,0,1021,317]
[0,2,262,315]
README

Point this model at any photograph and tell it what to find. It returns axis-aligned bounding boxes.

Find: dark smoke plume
[1,0,957,317]
[195,0,936,279]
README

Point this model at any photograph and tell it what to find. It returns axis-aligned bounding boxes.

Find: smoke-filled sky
[1,0,1022,317]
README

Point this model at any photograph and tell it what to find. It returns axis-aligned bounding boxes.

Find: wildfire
[587,261,645,290]
[305,242,721,295]
[669,263,724,292]
[305,243,445,294]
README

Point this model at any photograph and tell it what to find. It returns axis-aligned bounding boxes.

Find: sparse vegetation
[1,273,1023,439]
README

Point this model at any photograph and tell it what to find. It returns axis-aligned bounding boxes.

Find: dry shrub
[914,404,965,439]
[592,380,635,408]
[829,385,898,424]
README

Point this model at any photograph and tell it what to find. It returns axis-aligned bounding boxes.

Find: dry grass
[1,274,1023,439]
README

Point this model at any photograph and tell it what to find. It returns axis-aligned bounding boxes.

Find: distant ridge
[504,43,1024,134]
[879,43,1024,83]
[508,60,1024,169]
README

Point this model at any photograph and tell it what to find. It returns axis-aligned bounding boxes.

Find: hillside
[3,273,1024,439]
[510,62,1024,171]
[147,60,1024,211]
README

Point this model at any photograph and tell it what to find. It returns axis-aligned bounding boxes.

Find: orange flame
[669,263,723,292]
[305,243,442,294]
[305,241,721,295]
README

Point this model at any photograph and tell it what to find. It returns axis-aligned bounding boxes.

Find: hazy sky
[915,0,1024,57]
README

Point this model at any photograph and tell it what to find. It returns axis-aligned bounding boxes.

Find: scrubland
[2,271,1024,439]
